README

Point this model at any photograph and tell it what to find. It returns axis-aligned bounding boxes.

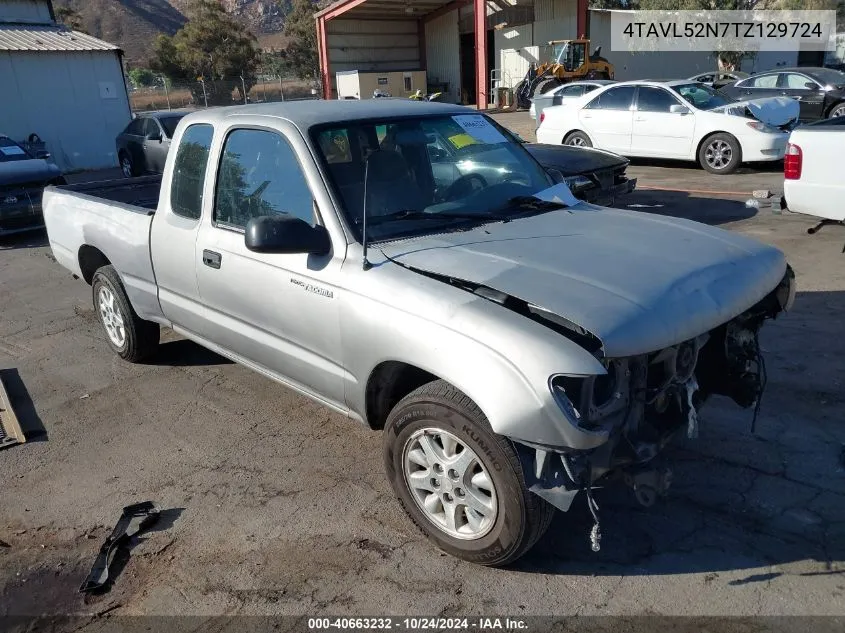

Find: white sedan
[536,80,799,174]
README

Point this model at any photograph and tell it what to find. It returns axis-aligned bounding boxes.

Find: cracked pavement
[1,115,844,619]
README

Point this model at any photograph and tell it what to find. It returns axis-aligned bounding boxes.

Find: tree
[151,0,261,106]
[260,49,289,78]
[55,5,85,32]
[282,0,319,81]
[128,68,158,89]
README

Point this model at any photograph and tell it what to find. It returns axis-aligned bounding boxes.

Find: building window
[404,76,412,92]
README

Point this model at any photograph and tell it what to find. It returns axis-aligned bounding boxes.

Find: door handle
[202,249,222,269]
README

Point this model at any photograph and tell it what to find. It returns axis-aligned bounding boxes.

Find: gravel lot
[1,111,844,624]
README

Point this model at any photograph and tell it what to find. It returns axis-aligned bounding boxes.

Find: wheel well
[563,129,589,144]
[696,131,741,161]
[78,245,111,285]
[826,100,845,117]
[365,361,439,430]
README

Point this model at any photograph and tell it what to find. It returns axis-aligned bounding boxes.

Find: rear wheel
[564,130,592,148]
[92,265,159,362]
[515,80,531,110]
[535,77,562,95]
[383,380,554,566]
[698,133,741,174]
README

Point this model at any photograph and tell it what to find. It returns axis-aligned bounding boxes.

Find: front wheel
[698,132,741,174]
[383,380,554,566]
[828,102,845,118]
[119,153,135,178]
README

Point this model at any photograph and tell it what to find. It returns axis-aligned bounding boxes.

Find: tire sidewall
[92,269,132,356]
[829,103,845,118]
[384,398,528,565]
[699,133,740,174]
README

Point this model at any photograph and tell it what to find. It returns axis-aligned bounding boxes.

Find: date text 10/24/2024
[308,617,529,631]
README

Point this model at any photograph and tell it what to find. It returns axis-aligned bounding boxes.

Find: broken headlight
[564,175,592,192]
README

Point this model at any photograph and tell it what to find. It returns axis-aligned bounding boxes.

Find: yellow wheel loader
[515,39,614,110]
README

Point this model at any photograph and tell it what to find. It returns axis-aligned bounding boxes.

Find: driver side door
[579,85,636,154]
[194,124,347,408]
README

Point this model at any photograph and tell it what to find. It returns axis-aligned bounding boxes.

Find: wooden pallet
[0,375,26,449]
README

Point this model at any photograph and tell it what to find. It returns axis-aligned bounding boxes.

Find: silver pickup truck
[44,100,795,566]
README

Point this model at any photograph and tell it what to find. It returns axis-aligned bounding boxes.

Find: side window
[698,74,714,83]
[557,85,584,98]
[214,128,315,229]
[583,84,600,94]
[781,73,814,89]
[748,74,778,88]
[170,124,214,220]
[317,129,352,164]
[584,86,636,110]
[126,119,145,135]
[636,87,680,113]
[143,118,161,138]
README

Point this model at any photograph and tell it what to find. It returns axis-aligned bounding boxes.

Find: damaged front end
[514,265,796,551]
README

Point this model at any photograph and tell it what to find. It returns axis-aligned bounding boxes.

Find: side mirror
[546,168,565,184]
[35,150,51,159]
[804,81,819,90]
[245,215,331,255]
[669,104,690,114]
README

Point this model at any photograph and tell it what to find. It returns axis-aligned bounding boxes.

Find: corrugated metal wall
[425,11,460,104]
[327,19,420,73]
[0,50,131,171]
[0,0,52,24]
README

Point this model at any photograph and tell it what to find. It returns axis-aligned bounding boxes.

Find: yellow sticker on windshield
[447,133,479,149]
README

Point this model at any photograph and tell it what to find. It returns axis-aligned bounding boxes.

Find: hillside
[52,0,293,64]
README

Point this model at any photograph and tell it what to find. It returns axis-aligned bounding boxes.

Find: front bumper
[578,176,637,205]
[0,200,43,236]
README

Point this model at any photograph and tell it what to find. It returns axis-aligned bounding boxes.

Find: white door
[578,85,636,154]
[631,86,697,158]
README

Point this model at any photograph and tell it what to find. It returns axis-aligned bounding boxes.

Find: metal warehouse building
[316,0,589,109]
[0,0,131,171]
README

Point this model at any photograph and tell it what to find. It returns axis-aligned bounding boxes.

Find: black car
[0,135,65,236]
[720,66,845,121]
[116,111,190,177]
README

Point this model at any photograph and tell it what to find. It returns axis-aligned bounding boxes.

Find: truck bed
[783,126,844,221]
[57,175,161,212]
[42,174,164,324]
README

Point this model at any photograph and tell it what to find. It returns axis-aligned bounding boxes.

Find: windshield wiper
[361,209,502,227]
[501,196,571,214]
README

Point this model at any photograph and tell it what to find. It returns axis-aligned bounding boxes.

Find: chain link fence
[128,75,322,113]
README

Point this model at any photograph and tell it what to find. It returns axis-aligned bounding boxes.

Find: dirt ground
[1,111,844,626]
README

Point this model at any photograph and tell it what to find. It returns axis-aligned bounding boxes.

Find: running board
[0,375,26,449]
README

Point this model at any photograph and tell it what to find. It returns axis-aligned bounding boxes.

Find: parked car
[0,135,65,236]
[524,143,636,205]
[779,117,845,225]
[43,100,794,566]
[688,70,749,89]
[529,80,615,127]
[720,67,845,121]
[116,110,190,177]
[537,80,799,174]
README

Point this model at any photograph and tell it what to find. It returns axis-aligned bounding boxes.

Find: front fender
[340,261,610,450]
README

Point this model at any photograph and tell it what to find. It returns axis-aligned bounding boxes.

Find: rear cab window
[170,124,214,220]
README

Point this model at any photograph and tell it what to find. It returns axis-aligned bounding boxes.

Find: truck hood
[711,96,800,127]
[0,159,62,187]
[377,207,787,358]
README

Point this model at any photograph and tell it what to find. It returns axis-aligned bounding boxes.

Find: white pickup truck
[782,117,845,230]
[43,99,795,566]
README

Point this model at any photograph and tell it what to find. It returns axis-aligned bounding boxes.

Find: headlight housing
[563,175,592,192]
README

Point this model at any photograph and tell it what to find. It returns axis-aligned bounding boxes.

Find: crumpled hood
[377,208,787,357]
[711,96,800,127]
[0,159,62,188]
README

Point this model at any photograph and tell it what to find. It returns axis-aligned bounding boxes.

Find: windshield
[0,137,32,162]
[159,115,184,138]
[311,114,554,242]
[671,82,735,109]
[813,68,845,87]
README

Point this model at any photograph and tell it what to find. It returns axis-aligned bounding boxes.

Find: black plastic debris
[79,501,160,593]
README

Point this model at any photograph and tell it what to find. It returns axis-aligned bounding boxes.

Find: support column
[317,16,331,99]
[577,0,588,38]
[474,0,487,109]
